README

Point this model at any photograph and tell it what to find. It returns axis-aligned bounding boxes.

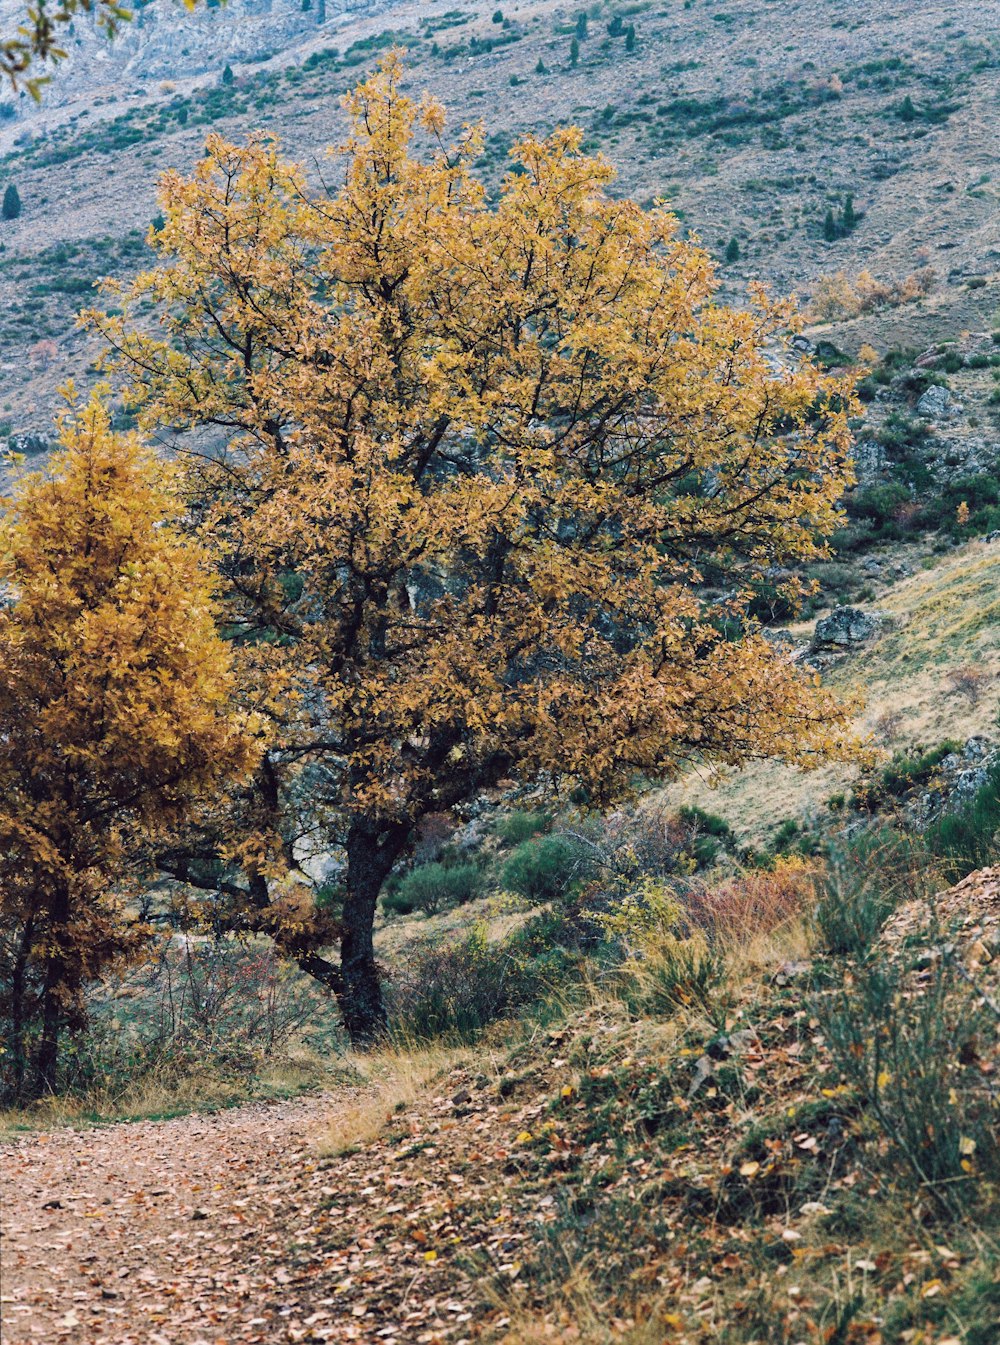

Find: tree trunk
[339,818,408,1048]
[7,916,34,1101]
[32,883,69,1099]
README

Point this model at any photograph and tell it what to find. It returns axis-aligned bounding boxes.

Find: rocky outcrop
[915,384,955,420]
[812,606,885,650]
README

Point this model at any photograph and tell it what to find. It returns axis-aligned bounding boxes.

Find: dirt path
[0,1094,348,1343]
[0,1067,512,1345]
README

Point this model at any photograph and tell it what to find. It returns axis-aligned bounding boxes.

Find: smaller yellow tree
[0,394,260,1099]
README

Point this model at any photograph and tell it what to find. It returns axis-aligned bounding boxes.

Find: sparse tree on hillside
[222,63,234,86]
[726,236,740,263]
[570,36,579,67]
[91,57,858,1045]
[608,15,624,37]
[899,94,916,122]
[575,12,588,39]
[843,193,857,230]
[2,184,20,220]
[824,207,837,242]
[625,23,636,52]
[0,395,260,1099]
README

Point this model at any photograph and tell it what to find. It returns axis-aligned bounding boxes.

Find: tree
[575,12,588,39]
[625,23,636,51]
[91,57,858,1045]
[899,94,916,122]
[2,183,20,220]
[725,236,740,263]
[843,193,857,230]
[824,207,837,242]
[222,63,234,86]
[0,394,259,1099]
[535,56,547,74]
[492,8,503,21]
[570,36,579,67]
[608,15,624,36]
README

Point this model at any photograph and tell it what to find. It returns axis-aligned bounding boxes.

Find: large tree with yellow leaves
[0,395,259,1099]
[91,57,857,1044]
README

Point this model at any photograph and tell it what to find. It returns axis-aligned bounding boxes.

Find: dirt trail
[1,1093,353,1344]
[0,1067,502,1345]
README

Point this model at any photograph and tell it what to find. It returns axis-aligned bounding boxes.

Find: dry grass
[0,1048,335,1139]
[662,540,1000,845]
[493,1270,683,1343]
[317,1043,475,1158]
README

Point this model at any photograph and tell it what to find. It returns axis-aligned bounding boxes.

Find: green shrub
[389,861,483,916]
[386,919,573,1041]
[2,184,21,221]
[925,761,1000,880]
[812,828,928,959]
[817,949,999,1212]
[502,834,594,902]
[496,809,551,846]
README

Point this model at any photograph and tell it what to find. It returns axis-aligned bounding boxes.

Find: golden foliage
[807,266,937,323]
[88,57,861,1037]
[0,392,261,1095]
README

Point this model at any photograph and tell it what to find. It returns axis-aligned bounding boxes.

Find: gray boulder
[916,385,954,420]
[812,606,884,649]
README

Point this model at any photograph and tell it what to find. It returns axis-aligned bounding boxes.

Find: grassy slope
[667,538,1000,847]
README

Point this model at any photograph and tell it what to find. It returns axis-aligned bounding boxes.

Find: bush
[496,809,551,847]
[818,948,999,1212]
[502,834,593,902]
[812,829,929,959]
[385,919,572,1041]
[925,761,1000,881]
[387,861,483,916]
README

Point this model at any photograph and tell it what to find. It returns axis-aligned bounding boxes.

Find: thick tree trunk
[339,818,408,1048]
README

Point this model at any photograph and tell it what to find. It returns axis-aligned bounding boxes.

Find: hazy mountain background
[0,0,997,442]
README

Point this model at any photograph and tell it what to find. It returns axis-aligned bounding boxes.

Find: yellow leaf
[958,1136,976,1156]
[516,1131,533,1144]
[424,1250,438,1262]
[740,1161,760,1177]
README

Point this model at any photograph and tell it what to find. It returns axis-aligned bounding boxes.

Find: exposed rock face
[916,384,954,420]
[7,432,52,455]
[812,606,885,649]
[851,438,888,482]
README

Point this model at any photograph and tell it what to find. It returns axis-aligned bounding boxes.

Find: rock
[852,438,888,480]
[916,385,954,420]
[811,606,884,649]
[8,432,52,456]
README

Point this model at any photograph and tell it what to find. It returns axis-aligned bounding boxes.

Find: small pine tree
[570,36,579,67]
[608,15,624,36]
[222,63,234,86]
[843,193,857,230]
[575,12,588,39]
[492,7,503,20]
[725,237,740,264]
[899,94,916,122]
[2,184,20,220]
[823,208,837,242]
[625,23,636,51]
[535,56,547,75]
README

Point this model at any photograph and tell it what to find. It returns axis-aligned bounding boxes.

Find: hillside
[0,0,998,440]
[3,863,999,1342]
